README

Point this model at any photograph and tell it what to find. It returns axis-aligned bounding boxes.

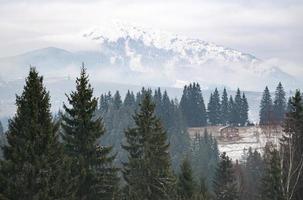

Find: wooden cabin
[219,126,239,140]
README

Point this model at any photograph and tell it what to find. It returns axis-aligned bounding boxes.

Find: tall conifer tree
[240,93,249,126]
[234,88,242,125]
[61,66,118,199]
[220,88,229,125]
[273,82,286,123]
[208,88,221,125]
[0,68,74,200]
[0,121,3,135]
[177,157,196,200]
[113,90,122,110]
[282,90,303,199]
[180,83,207,127]
[122,93,174,200]
[213,152,239,200]
[228,96,236,125]
[123,90,136,108]
[259,86,273,125]
[260,149,284,200]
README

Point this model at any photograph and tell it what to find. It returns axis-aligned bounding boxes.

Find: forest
[0,66,302,200]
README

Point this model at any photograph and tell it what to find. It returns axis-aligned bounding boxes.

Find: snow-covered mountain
[80,22,298,90]
[0,22,299,91]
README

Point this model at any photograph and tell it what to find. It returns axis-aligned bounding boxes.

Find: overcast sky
[0,0,302,67]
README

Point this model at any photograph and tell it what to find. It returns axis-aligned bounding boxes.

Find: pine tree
[161,91,171,125]
[122,93,174,200]
[124,90,136,108]
[234,88,242,125]
[208,88,221,125]
[286,97,292,113]
[220,88,229,125]
[259,86,273,125]
[177,157,196,200]
[273,82,286,123]
[240,93,249,126]
[180,83,207,127]
[99,92,112,113]
[0,68,74,200]
[192,129,219,191]
[99,94,106,111]
[61,66,118,199]
[213,152,239,200]
[282,90,303,199]
[242,148,264,200]
[260,149,284,200]
[0,121,4,157]
[228,96,236,125]
[208,93,214,124]
[0,121,3,135]
[113,90,122,110]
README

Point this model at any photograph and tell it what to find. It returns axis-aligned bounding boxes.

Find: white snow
[188,126,283,162]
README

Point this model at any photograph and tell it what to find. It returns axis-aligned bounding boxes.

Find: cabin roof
[219,125,239,132]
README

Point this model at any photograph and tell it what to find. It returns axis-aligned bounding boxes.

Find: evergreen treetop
[61,65,118,199]
[259,86,273,125]
[220,88,229,125]
[213,152,239,200]
[273,82,286,123]
[0,68,74,200]
[177,157,196,200]
[122,93,174,200]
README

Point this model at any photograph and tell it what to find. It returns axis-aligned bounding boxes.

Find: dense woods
[0,67,302,200]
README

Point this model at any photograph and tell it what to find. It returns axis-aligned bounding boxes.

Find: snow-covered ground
[188,126,283,161]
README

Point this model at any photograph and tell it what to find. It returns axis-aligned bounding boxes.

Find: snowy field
[188,126,283,161]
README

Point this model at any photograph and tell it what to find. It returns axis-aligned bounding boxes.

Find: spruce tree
[122,93,174,200]
[228,96,236,125]
[273,82,286,123]
[192,129,219,191]
[99,92,112,113]
[124,90,136,108]
[286,97,292,113]
[100,94,106,111]
[220,88,229,125]
[259,86,273,125]
[61,66,118,199]
[180,83,207,127]
[0,121,3,135]
[240,93,249,126]
[242,148,264,200]
[282,90,303,199]
[0,121,4,158]
[234,88,242,125]
[213,152,239,200]
[208,93,214,124]
[260,149,284,200]
[177,158,196,200]
[208,88,221,125]
[0,68,74,200]
[113,90,122,110]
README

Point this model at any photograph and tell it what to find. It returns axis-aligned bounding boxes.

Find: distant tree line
[180,83,249,127]
[97,87,189,170]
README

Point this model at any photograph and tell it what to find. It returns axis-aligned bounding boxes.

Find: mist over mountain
[0,22,298,122]
[0,22,300,89]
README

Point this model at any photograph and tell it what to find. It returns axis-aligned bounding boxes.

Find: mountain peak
[83,21,259,66]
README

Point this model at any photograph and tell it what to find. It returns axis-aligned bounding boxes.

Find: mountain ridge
[0,22,300,91]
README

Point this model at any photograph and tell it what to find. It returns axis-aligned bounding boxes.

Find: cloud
[0,0,302,71]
